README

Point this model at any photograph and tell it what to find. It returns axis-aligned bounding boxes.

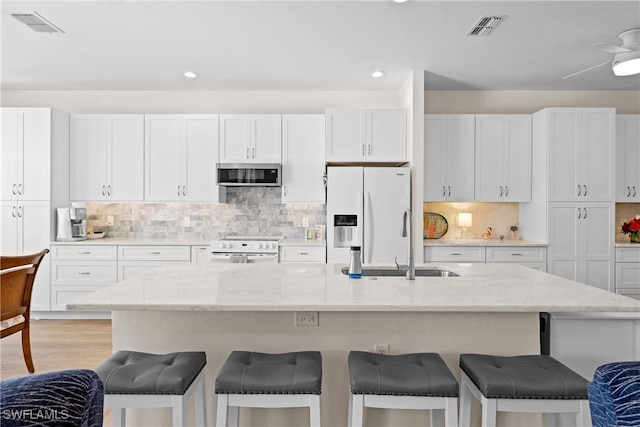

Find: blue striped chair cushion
[588,361,640,427]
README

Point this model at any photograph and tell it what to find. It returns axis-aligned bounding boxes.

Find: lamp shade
[458,212,473,228]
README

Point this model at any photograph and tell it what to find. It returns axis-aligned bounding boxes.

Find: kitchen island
[67,263,639,427]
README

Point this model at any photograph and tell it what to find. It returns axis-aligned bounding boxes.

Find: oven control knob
[221,243,228,249]
[271,243,276,249]
[257,243,264,249]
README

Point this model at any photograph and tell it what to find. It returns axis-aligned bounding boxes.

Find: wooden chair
[1,249,49,373]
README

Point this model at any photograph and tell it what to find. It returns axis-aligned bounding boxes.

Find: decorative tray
[423,212,448,239]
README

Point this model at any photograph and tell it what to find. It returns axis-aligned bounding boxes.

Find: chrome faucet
[394,209,415,280]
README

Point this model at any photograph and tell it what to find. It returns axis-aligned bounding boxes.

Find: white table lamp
[458,212,472,239]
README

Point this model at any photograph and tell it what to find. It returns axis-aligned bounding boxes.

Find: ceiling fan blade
[591,43,632,54]
[562,60,614,79]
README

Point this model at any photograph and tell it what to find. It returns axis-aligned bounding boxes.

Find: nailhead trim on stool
[215,351,322,427]
[459,354,591,427]
[348,351,459,427]
[95,350,207,426]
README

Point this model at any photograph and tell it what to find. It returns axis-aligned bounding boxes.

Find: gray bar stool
[215,351,322,427]
[95,350,207,426]
[459,353,591,427]
[348,351,459,427]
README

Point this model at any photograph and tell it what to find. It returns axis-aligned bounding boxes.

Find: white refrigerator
[327,167,411,264]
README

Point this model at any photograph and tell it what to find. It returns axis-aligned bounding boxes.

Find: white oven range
[209,236,280,264]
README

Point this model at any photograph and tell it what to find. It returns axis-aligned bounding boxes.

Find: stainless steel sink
[340,267,459,277]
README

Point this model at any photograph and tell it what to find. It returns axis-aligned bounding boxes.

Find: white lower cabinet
[117,245,191,281]
[50,245,117,311]
[279,245,326,263]
[191,246,211,264]
[615,247,640,300]
[424,245,548,271]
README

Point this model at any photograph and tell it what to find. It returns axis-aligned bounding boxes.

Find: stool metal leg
[194,374,207,426]
[309,395,321,427]
[481,395,497,427]
[459,373,473,427]
[216,394,228,427]
[348,391,353,427]
[577,400,591,427]
[444,397,459,427]
[172,395,186,426]
[112,407,126,427]
[430,409,442,427]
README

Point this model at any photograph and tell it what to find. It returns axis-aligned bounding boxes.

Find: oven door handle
[245,254,279,263]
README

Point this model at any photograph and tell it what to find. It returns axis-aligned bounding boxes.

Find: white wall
[0,90,403,113]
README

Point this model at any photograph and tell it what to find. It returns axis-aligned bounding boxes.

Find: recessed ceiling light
[392,0,410,3]
[371,70,385,78]
[183,71,199,79]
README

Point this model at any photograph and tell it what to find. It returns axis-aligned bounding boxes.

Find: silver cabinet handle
[583,207,587,219]
[78,251,91,255]
[246,148,250,159]
[17,206,22,218]
[448,186,451,197]
[634,186,637,197]
[368,144,372,155]
[283,185,287,197]
[442,186,446,197]
[628,186,632,197]
[177,185,181,196]
[17,184,22,195]
[252,148,255,159]
[577,185,582,196]
[577,207,582,219]
[11,206,17,217]
[149,251,161,255]
[505,186,509,197]
[12,184,17,195]
[584,184,587,197]
[183,186,186,196]
[78,272,91,275]
[297,252,309,255]
[107,185,112,196]
[451,253,462,256]
[499,186,503,197]
[362,145,365,156]
[102,185,106,196]
[511,253,523,256]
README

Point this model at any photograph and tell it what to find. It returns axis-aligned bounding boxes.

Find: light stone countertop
[66,262,640,313]
[423,239,547,247]
[615,242,640,248]
[51,238,210,246]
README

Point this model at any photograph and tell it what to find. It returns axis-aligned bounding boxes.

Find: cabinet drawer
[616,289,640,300]
[424,246,485,262]
[51,261,117,286]
[118,245,191,261]
[51,286,107,311]
[616,247,640,263]
[279,246,326,263]
[117,260,189,281]
[616,263,640,289]
[486,247,547,263]
[51,245,117,260]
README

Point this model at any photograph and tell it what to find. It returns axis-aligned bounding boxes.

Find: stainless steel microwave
[216,163,282,187]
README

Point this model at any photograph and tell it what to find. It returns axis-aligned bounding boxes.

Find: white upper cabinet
[547,108,615,202]
[281,115,326,203]
[326,108,407,163]
[70,114,144,201]
[616,115,640,201]
[424,115,475,201]
[1,108,53,201]
[475,115,532,202]
[219,115,281,163]
[145,115,224,202]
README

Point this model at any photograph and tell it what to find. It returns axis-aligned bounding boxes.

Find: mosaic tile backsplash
[87,188,326,241]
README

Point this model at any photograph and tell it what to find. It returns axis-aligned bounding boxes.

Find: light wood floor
[1,319,114,425]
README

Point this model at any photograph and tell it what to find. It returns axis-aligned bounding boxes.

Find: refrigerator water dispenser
[333,214,357,247]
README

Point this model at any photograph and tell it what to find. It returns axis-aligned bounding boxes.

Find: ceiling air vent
[467,15,506,37]
[11,12,64,33]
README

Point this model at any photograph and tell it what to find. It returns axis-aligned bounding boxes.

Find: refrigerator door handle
[357,191,366,263]
[364,191,373,263]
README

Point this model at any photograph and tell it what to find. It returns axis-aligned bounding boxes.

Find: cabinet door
[219,115,251,163]
[475,115,505,202]
[144,115,182,201]
[20,108,51,201]
[183,115,219,201]
[19,201,51,311]
[616,115,640,201]
[325,109,366,162]
[548,203,580,281]
[581,109,615,202]
[70,115,108,201]
[581,203,614,292]
[282,115,325,203]
[252,115,281,163]
[0,202,18,253]
[503,115,532,202]
[366,109,406,162]
[109,115,144,201]
[423,116,447,201]
[1,108,19,200]
[548,109,581,201]
[446,115,475,201]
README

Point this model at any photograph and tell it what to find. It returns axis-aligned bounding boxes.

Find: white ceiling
[2,1,640,91]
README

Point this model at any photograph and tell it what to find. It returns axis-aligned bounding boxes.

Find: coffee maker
[56,204,87,241]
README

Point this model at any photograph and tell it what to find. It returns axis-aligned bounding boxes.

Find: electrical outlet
[374,343,390,355]
[107,216,114,226]
[295,311,319,326]
[302,217,309,228]
[184,216,191,227]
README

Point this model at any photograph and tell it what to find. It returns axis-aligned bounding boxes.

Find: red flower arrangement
[621,216,640,243]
